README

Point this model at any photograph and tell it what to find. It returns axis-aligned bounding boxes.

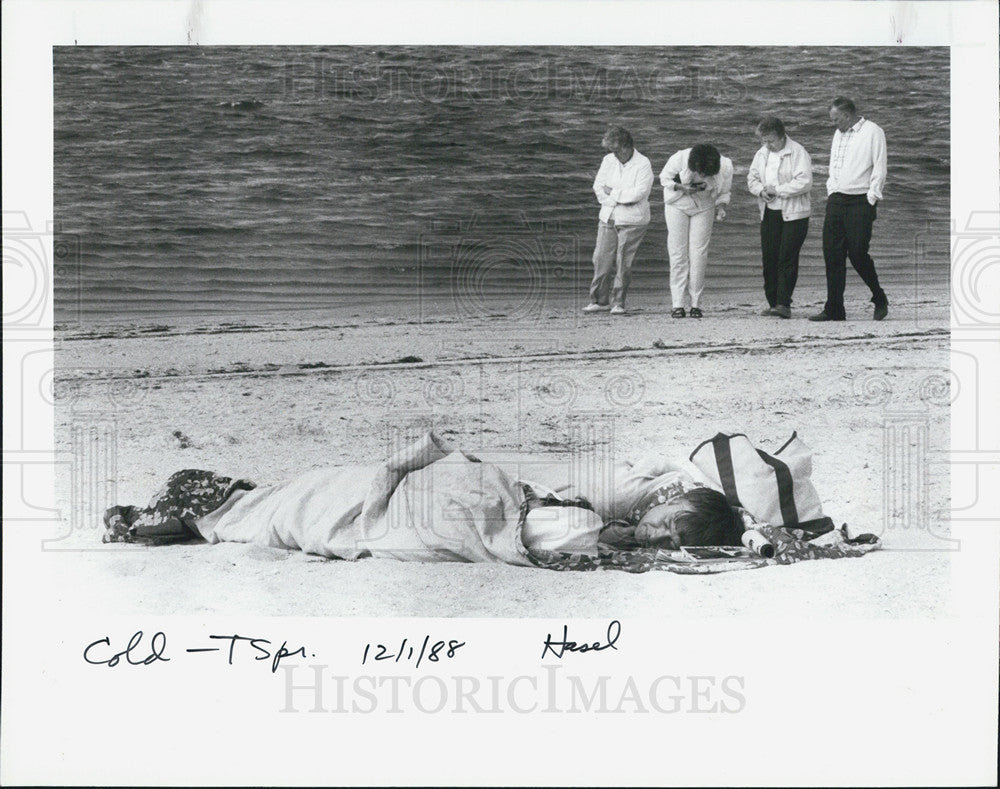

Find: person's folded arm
[629,451,690,479]
[593,159,617,207]
[610,158,654,205]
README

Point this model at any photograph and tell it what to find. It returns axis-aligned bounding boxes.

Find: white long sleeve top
[593,150,654,226]
[826,117,887,204]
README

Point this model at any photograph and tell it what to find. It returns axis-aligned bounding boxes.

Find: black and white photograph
[47,40,955,615]
[3,1,998,785]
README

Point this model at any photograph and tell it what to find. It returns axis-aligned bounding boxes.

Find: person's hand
[716,206,727,221]
[676,182,706,195]
[867,194,878,206]
[597,521,638,550]
[762,186,777,201]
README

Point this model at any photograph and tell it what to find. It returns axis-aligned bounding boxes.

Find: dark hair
[756,116,786,138]
[521,482,596,513]
[688,144,721,177]
[535,494,595,512]
[602,126,634,150]
[672,487,743,546]
[831,96,857,115]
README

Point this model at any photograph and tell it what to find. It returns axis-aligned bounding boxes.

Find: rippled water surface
[54,46,949,325]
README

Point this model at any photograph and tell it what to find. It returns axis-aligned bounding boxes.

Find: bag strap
[755,449,799,525]
[710,433,801,526]
[774,430,799,455]
[712,434,743,509]
[794,516,835,536]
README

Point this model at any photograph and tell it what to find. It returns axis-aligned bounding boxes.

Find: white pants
[665,205,715,308]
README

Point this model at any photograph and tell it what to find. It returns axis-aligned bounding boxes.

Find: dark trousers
[760,208,809,308]
[821,193,887,319]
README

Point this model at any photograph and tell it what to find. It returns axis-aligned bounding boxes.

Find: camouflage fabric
[528,522,880,574]
[103,470,255,544]
[627,476,697,524]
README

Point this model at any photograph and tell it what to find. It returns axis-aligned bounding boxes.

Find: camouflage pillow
[103,470,255,544]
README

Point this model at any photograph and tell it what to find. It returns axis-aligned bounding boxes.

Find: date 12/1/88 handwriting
[362,636,465,668]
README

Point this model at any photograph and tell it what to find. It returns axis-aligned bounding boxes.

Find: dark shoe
[808,311,844,322]
[689,307,703,318]
[671,308,686,318]
[771,305,791,319]
[873,302,888,321]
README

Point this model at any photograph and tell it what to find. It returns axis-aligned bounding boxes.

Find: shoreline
[54,287,949,384]
[54,263,948,338]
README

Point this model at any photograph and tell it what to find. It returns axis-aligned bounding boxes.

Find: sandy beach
[37,40,956,621]
[7,17,998,787]
[43,284,952,619]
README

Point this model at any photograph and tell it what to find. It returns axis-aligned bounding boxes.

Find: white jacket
[660,148,734,215]
[747,136,812,221]
[593,150,654,226]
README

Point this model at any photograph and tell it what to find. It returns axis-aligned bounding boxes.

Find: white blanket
[195,433,532,564]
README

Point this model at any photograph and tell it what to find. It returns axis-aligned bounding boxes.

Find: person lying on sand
[103,430,880,574]
[103,431,745,563]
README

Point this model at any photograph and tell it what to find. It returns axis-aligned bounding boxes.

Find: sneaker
[760,306,776,316]
[671,307,686,318]
[771,305,791,319]
[689,307,703,318]
[582,303,610,313]
[610,304,626,315]
[873,302,888,321]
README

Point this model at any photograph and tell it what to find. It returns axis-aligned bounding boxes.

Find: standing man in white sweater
[584,126,654,316]
[811,96,889,322]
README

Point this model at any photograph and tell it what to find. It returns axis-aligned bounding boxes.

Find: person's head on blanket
[627,481,744,550]
[601,473,743,550]
[525,477,744,554]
